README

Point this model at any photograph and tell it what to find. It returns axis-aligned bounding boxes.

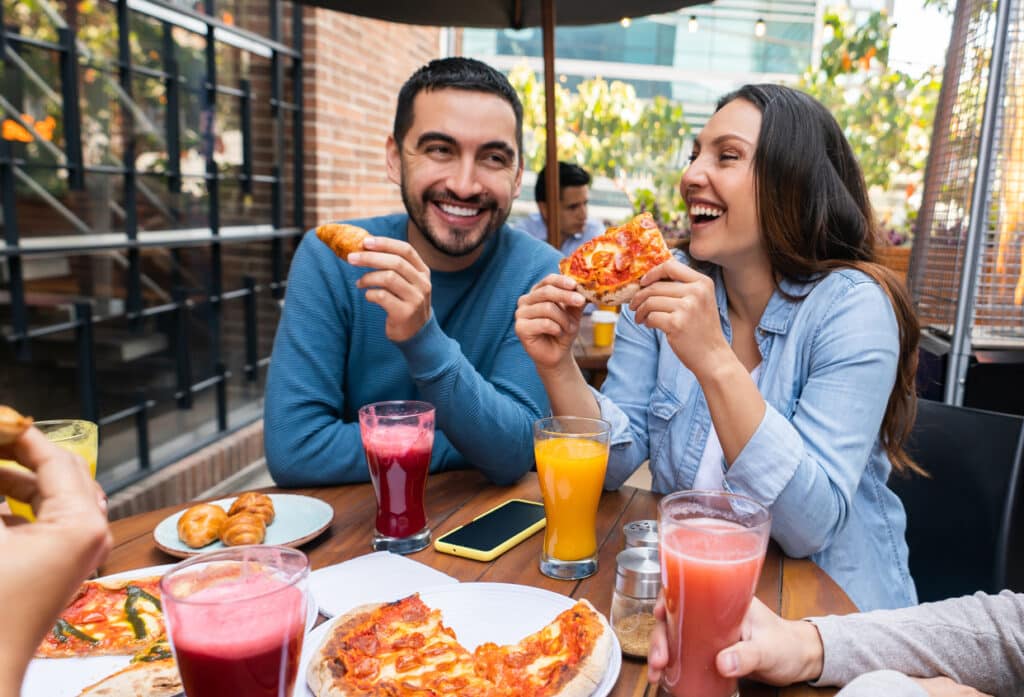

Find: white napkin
[310,551,459,617]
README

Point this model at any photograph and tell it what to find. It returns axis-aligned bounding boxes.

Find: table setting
[17,402,856,697]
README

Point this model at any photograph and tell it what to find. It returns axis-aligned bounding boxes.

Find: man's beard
[401,179,511,258]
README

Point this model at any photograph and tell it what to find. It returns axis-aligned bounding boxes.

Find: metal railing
[1,0,305,492]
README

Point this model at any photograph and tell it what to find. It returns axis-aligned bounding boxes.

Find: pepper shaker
[610,546,660,657]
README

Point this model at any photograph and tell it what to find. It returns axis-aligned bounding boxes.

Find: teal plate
[152,493,334,558]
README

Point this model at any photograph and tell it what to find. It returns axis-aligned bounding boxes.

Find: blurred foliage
[799,8,942,241]
[509,65,691,232]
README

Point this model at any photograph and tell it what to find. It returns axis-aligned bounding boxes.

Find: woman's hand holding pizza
[630,260,732,380]
[350,237,433,343]
[514,274,587,372]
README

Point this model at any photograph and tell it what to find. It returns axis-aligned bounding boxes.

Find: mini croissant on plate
[0,405,33,446]
[220,512,266,546]
[228,491,275,525]
[177,503,229,549]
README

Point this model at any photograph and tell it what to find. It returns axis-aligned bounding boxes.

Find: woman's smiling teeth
[438,202,481,218]
[690,204,724,219]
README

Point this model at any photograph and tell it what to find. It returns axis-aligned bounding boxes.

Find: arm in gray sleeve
[836,671,928,697]
[810,591,1024,696]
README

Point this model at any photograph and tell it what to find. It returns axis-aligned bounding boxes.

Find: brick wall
[301,11,440,227]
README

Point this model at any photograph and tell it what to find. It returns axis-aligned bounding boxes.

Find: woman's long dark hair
[715,84,922,475]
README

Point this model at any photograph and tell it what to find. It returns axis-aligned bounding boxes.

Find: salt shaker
[623,519,658,549]
[610,546,660,657]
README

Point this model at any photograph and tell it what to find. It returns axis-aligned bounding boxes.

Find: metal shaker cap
[615,547,661,598]
[623,519,659,548]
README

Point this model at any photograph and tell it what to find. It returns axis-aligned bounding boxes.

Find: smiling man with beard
[264,58,566,486]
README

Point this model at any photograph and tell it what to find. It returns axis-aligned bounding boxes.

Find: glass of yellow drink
[2,419,98,521]
[533,416,611,580]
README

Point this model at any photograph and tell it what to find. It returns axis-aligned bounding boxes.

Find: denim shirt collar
[710,264,816,338]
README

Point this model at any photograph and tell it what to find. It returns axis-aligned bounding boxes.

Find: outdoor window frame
[1,0,304,493]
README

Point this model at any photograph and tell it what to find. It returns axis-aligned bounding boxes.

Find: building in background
[462,0,904,130]
[463,0,825,130]
[1,0,439,497]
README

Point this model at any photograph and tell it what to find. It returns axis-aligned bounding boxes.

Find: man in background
[521,161,604,256]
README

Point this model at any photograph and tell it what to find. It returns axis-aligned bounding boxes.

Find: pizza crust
[77,658,182,697]
[306,602,384,697]
[550,598,614,697]
[575,280,641,307]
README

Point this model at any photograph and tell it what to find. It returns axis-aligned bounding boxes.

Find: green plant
[800,8,942,241]
[508,65,690,230]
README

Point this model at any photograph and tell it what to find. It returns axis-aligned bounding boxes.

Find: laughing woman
[514,84,921,612]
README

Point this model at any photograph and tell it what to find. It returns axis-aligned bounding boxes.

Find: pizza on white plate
[307,592,613,697]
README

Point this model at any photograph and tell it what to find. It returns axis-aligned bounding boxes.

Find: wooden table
[574,314,614,387]
[102,471,856,697]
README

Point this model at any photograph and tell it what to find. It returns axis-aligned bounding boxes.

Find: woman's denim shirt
[595,261,916,611]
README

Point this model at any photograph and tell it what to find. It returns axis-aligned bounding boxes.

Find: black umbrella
[299,0,707,246]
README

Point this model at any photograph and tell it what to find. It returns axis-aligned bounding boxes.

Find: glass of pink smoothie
[658,491,771,697]
[358,400,435,554]
[160,546,310,697]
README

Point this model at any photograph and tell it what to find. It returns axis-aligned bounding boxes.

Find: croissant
[220,512,266,546]
[315,223,369,261]
[177,503,228,549]
[0,405,33,446]
[228,492,275,526]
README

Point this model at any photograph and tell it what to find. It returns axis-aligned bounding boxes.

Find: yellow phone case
[433,499,546,562]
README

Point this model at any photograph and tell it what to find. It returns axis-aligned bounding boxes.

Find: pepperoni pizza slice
[559,212,673,305]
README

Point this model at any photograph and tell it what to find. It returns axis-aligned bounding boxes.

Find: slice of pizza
[76,658,181,697]
[559,212,673,305]
[307,594,501,697]
[472,599,612,697]
[316,223,370,262]
[36,576,165,658]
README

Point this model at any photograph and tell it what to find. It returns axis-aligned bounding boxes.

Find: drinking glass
[658,490,771,697]
[2,419,98,521]
[533,416,610,579]
[358,400,435,554]
[160,546,310,697]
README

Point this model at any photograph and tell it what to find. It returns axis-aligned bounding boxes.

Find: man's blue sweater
[264,214,561,486]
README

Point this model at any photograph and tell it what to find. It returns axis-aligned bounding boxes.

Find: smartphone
[434,499,546,562]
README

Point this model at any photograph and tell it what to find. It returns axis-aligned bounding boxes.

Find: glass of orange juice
[533,416,610,580]
[2,419,98,521]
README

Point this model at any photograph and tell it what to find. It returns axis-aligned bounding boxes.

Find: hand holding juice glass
[658,490,771,697]
[161,546,309,697]
[1,419,98,521]
[533,416,610,580]
[358,400,435,554]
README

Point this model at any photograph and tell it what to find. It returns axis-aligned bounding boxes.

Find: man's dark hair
[535,161,592,203]
[393,57,524,159]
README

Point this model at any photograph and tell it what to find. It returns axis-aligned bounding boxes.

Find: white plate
[152,493,334,558]
[310,551,459,617]
[298,582,622,697]
[20,564,319,697]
